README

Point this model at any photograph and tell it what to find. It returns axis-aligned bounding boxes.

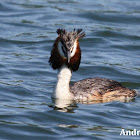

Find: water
[0,0,140,139]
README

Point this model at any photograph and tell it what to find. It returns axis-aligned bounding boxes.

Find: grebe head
[49,29,85,71]
[57,29,85,63]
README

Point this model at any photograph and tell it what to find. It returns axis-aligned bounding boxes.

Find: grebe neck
[52,65,74,100]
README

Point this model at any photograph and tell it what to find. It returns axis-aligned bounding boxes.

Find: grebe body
[49,29,136,103]
[71,77,136,102]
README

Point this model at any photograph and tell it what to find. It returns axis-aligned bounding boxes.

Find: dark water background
[0,0,140,139]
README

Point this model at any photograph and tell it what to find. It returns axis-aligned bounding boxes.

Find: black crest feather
[57,28,85,39]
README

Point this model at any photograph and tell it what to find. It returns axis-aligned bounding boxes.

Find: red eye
[71,48,73,53]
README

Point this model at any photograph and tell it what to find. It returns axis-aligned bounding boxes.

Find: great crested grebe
[49,29,136,103]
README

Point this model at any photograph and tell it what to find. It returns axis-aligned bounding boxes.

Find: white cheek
[70,41,77,57]
[58,42,66,58]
